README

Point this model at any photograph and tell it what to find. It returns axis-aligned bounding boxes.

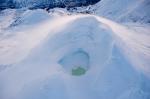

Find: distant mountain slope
[93,0,150,23]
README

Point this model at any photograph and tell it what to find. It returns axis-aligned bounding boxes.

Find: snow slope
[93,0,150,23]
[0,9,150,99]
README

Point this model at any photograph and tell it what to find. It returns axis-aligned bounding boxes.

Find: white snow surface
[93,0,150,23]
[0,1,150,99]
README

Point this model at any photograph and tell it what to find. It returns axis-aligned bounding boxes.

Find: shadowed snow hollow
[59,50,89,76]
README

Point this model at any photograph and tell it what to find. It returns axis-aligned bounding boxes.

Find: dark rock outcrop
[0,0,100,10]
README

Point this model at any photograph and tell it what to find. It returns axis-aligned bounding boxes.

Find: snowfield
[0,0,150,99]
[93,0,150,23]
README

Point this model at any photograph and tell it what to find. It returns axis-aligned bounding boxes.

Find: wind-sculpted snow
[0,10,150,99]
[94,15,150,77]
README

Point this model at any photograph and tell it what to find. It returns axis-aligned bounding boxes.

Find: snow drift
[0,9,150,99]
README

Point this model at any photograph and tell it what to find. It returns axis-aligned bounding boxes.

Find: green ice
[72,67,86,76]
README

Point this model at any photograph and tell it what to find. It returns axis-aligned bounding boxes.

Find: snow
[93,0,150,23]
[59,50,90,74]
[0,9,17,30]
[0,1,150,99]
